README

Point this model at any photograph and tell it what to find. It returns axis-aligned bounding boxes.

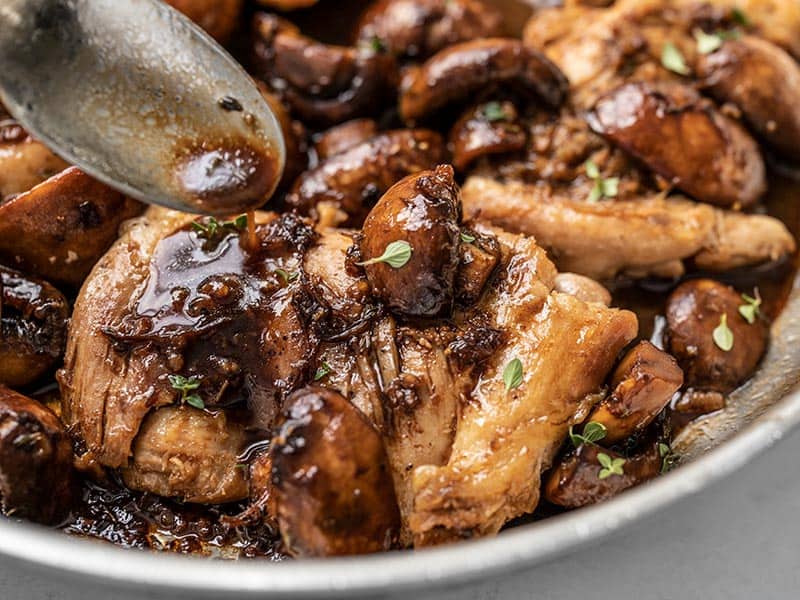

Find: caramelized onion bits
[449,101,527,172]
[543,442,661,509]
[359,165,461,317]
[0,385,76,524]
[355,0,505,61]
[164,0,243,42]
[251,13,397,127]
[399,38,569,124]
[285,129,444,228]
[270,386,400,557]
[0,167,143,288]
[314,119,378,161]
[665,279,767,393]
[588,81,766,209]
[697,35,800,163]
[0,266,69,388]
[588,341,684,445]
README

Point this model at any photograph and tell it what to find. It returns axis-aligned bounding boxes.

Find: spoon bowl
[0,0,286,215]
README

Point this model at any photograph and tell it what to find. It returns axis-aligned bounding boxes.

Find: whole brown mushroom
[314,119,378,161]
[665,279,767,394]
[270,386,401,557]
[359,165,461,317]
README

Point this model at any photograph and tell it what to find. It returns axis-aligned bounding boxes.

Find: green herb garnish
[662,42,690,76]
[192,214,248,240]
[482,101,509,123]
[738,290,762,325]
[569,421,608,448]
[503,358,524,392]
[586,159,620,202]
[358,240,413,269]
[731,7,750,27]
[168,374,204,410]
[659,442,678,473]
[314,362,332,381]
[695,28,741,54]
[712,313,734,352]
[276,269,299,284]
[460,231,476,244]
[597,453,626,479]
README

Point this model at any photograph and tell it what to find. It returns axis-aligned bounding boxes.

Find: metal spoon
[0,0,286,215]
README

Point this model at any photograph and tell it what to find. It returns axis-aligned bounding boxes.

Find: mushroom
[399,38,569,124]
[0,167,143,288]
[255,0,318,9]
[553,273,612,306]
[257,83,309,191]
[587,81,766,209]
[543,442,662,509]
[164,0,243,43]
[285,129,444,227]
[354,0,505,61]
[314,119,378,161]
[455,227,501,307]
[0,117,68,202]
[449,101,527,172]
[586,341,684,444]
[270,386,401,557]
[251,14,397,127]
[359,165,461,317]
[696,35,800,163]
[0,385,76,524]
[665,279,767,394]
[0,266,69,389]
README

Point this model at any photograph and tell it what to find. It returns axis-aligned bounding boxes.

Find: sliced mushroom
[359,165,461,317]
[165,0,243,42]
[270,386,401,557]
[314,119,378,161]
[449,101,527,172]
[0,118,68,202]
[587,341,683,444]
[285,129,444,227]
[697,35,800,163]
[455,228,501,306]
[665,279,767,393]
[251,14,397,126]
[588,81,766,208]
[0,167,143,288]
[399,38,569,124]
[0,385,76,524]
[0,266,69,388]
[355,0,505,61]
[543,442,661,509]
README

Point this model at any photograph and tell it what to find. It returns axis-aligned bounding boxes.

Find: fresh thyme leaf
[232,214,248,230]
[659,442,678,473]
[503,358,524,392]
[695,29,724,54]
[276,269,299,284]
[362,35,386,53]
[314,362,332,381]
[738,290,762,325]
[662,42,690,76]
[597,452,626,479]
[585,160,619,202]
[192,215,247,241]
[482,101,509,122]
[358,240,413,269]
[460,231,476,244]
[712,313,734,352]
[569,421,608,448]
[169,374,204,408]
[185,394,205,410]
[731,7,750,27]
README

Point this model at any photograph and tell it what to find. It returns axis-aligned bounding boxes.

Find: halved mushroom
[399,38,569,124]
[0,266,69,388]
[0,385,76,524]
[0,167,143,288]
[543,442,662,509]
[165,0,243,42]
[587,341,683,444]
[665,279,767,393]
[449,101,527,172]
[588,81,766,208]
[314,119,378,161]
[355,0,505,61]
[0,118,68,202]
[270,386,401,557]
[359,165,461,317]
[285,129,444,227]
[696,35,800,163]
[251,14,397,126]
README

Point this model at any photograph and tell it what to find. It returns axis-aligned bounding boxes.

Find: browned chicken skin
[0,266,69,388]
[0,386,76,524]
